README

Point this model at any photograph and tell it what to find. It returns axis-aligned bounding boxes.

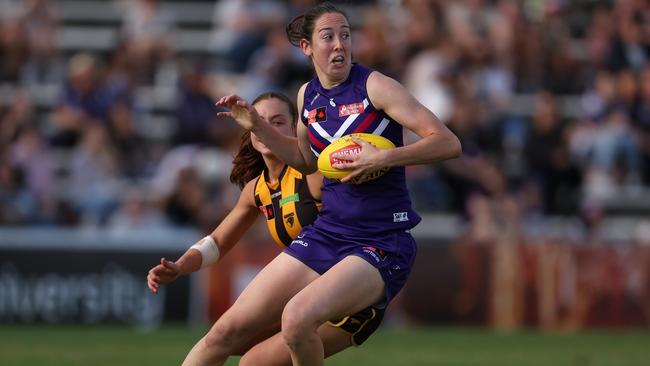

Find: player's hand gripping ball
[317,133,395,182]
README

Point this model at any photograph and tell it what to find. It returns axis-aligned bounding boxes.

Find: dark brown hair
[229,92,298,189]
[286,2,349,47]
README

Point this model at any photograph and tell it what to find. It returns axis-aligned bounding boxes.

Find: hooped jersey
[254,165,321,248]
[301,63,421,235]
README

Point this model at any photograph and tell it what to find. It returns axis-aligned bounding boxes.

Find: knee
[203,317,243,350]
[281,299,320,348]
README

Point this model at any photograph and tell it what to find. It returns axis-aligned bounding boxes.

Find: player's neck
[263,155,285,184]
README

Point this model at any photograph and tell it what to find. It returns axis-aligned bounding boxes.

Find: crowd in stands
[1,0,649,241]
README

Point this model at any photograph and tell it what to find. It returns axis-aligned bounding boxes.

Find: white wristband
[190,235,220,269]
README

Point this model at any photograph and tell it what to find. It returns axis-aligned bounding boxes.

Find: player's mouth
[331,55,345,66]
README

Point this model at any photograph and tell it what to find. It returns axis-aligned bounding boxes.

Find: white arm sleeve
[190,235,220,269]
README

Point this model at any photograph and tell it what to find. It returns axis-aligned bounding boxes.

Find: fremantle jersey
[301,63,421,235]
[254,165,321,248]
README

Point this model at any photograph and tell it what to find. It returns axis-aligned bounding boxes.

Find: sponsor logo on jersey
[339,102,365,117]
[393,212,409,222]
[307,106,327,124]
[284,212,295,227]
[260,204,274,220]
[271,191,282,199]
[279,193,299,207]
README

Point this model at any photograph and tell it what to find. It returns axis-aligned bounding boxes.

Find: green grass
[0,324,648,366]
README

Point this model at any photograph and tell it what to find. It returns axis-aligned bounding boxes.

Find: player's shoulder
[367,69,398,89]
[241,175,261,204]
[298,82,309,95]
[297,82,309,108]
[367,70,406,108]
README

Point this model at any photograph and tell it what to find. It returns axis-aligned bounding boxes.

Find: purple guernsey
[302,64,421,234]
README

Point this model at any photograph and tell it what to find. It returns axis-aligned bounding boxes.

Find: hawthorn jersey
[254,165,321,248]
[301,63,421,235]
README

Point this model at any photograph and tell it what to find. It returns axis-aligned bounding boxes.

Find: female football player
[146,92,383,365]
[214,2,461,365]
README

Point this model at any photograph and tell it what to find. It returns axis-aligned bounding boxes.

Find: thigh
[217,252,320,333]
[286,255,385,325]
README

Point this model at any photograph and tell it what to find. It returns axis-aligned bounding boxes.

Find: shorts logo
[362,246,386,263]
[338,102,365,117]
[307,106,327,125]
[292,239,308,247]
[393,212,408,222]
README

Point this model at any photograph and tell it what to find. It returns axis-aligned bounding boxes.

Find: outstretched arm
[215,87,317,174]
[147,180,260,294]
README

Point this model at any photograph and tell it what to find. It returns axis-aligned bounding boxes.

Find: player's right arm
[147,180,260,294]
[215,84,317,174]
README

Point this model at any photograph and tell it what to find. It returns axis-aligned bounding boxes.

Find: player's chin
[329,62,350,75]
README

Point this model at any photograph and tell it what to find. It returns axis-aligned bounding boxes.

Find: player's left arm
[367,71,461,166]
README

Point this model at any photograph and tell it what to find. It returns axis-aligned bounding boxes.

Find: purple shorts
[284,224,417,307]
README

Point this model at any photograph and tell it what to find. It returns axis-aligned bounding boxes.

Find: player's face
[251,98,295,155]
[304,12,351,84]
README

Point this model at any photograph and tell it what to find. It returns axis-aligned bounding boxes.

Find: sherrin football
[317,133,395,181]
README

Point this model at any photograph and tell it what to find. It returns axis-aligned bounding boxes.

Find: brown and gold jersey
[254,165,321,248]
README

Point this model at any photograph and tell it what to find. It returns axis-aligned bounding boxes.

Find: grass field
[0,324,648,366]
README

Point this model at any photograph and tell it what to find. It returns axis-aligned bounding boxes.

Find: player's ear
[300,38,312,57]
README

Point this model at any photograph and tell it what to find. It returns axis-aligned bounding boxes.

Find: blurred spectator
[636,65,650,184]
[354,4,405,78]
[9,125,58,223]
[0,90,33,147]
[523,92,581,214]
[119,0,175,85]
[0,157,39,225]
[161,166,209,228]
[606,1,648,72]
[107,185,167,233]
[67,124,122,226]
[0,5,29,82]
[238,23,312,100]
[173,62,220,146]
[401,0,443,58]
[20,0,64,86]
[210,0,286,73]
[50,53,113,148]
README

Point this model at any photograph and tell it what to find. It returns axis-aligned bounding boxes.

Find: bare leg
[239,324,353,366]
[281,256,385,366]
[182,253,319,366]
